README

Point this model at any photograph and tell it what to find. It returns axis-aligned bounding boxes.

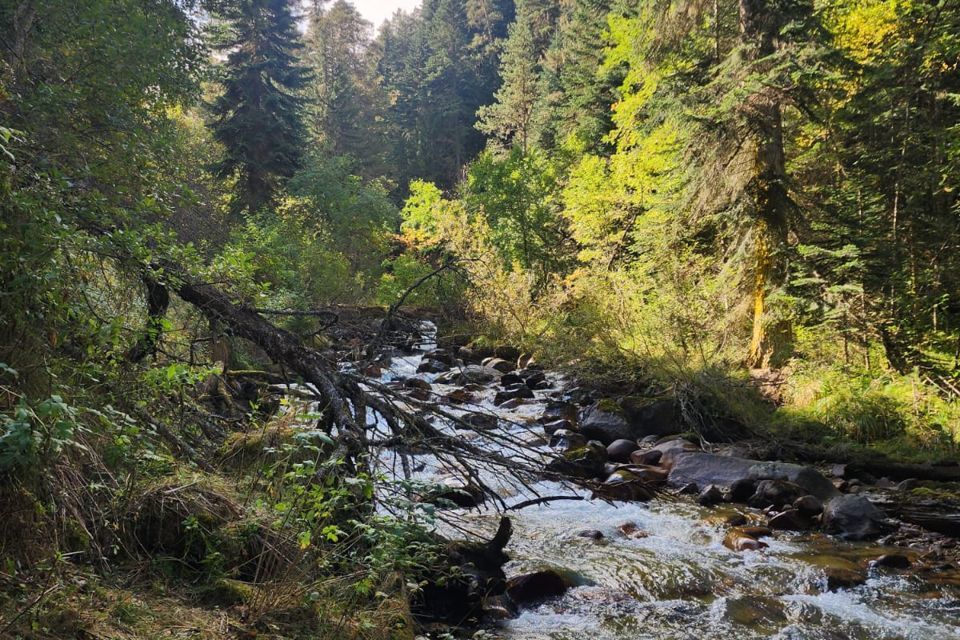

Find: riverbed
[368,323,960,640]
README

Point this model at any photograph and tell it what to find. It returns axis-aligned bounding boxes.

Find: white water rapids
[349,322,960,639]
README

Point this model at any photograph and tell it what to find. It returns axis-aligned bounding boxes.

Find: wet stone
[824,567,867,591]
[417,358,449,374]
[607,439,640,463]
[794,494,824,517]
[500,372,524,386]
[630,448,663,466]
[577,529,605,541]
[768,508,813,531]
[698,485,724,507]
[873,553,911,569]
[506,570,571,606]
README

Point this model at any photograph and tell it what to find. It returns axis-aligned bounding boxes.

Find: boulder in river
[698,485,724,507]
[500,372,524,386]
[595,469,657,501]
[423,348,457,366]
[457,364,502,384]
[630,448,663,466]
[607,439,640,463]
[748,479,807,510]
[403,377,432,391]
[822,495,891,540]
[667,452,840,501]
[417,358,449,374]
[494,384,535,405]
[579,398,677,445]
[794,495,824,517]
[458,413,498,431]
[546,441,607,478]
[506,569,572,606]
[540,400,578,424]
[824,566,867,591]
[768,508,813,531]
[723,527,769,552]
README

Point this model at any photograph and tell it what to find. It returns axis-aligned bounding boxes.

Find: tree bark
[740,0,793,368]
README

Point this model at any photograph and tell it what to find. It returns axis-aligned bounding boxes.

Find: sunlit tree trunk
[740,0,793,368]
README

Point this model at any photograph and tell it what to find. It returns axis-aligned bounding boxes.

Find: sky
[352,0,422,28]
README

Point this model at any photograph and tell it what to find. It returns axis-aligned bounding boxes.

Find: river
[365,322,960,640]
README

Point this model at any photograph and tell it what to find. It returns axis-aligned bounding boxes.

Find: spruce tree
[209,0,309,215]
[476,4,547,152]
[305,1,377,163]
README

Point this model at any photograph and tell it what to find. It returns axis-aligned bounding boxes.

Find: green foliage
[463,148,567,278]
[208,0,309,215]
[0,395,82,474]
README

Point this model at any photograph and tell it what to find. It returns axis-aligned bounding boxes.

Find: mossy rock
[202,578,256,606]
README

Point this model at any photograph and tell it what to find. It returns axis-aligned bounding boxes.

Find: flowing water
[367,323,960,640]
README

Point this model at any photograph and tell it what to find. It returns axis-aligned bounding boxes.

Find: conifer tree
[305,1,377,164]
[209,0,309,215]
[475,11,543,152]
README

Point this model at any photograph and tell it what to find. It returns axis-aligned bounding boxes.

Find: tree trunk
[740,0,793,368]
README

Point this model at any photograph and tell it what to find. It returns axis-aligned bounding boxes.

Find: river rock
[482,357,516,373]
[542,419,574,436]
[595,469,657,501]
[748,479,807,509]
[578,398,677,445]
[822,495,890,540]
[723,527,769,552]
[617,521,649,538]
[629,465,669,483]
[577,529,604,541]
[423,348,457,366]
[482,595,517,620]
[434,370,461,384]
[698,485,724,507]
[403,377,432,391]
[727,478,758,503]
[824,567,867,591]
[518,367,544,381]
[458,365,502,384]
[794,495,824,517]
[650,438,701,469]
[417,358,449,374]
[667,452,840,500]
[546,441,607,478]
[506,570,571,606]
[607,439,640,463]
[873,553,911,569]
[500,372,524,386]
[494,384,535,405]
[444,389,473,404]
[541,401,578,424]
[768,508,813,531]
[630,448,663,466]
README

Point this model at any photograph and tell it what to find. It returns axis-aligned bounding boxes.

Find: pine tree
[475,11,543,152]
[209,0,309,215]
[305,1,377,164]
[553,0,618,152]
